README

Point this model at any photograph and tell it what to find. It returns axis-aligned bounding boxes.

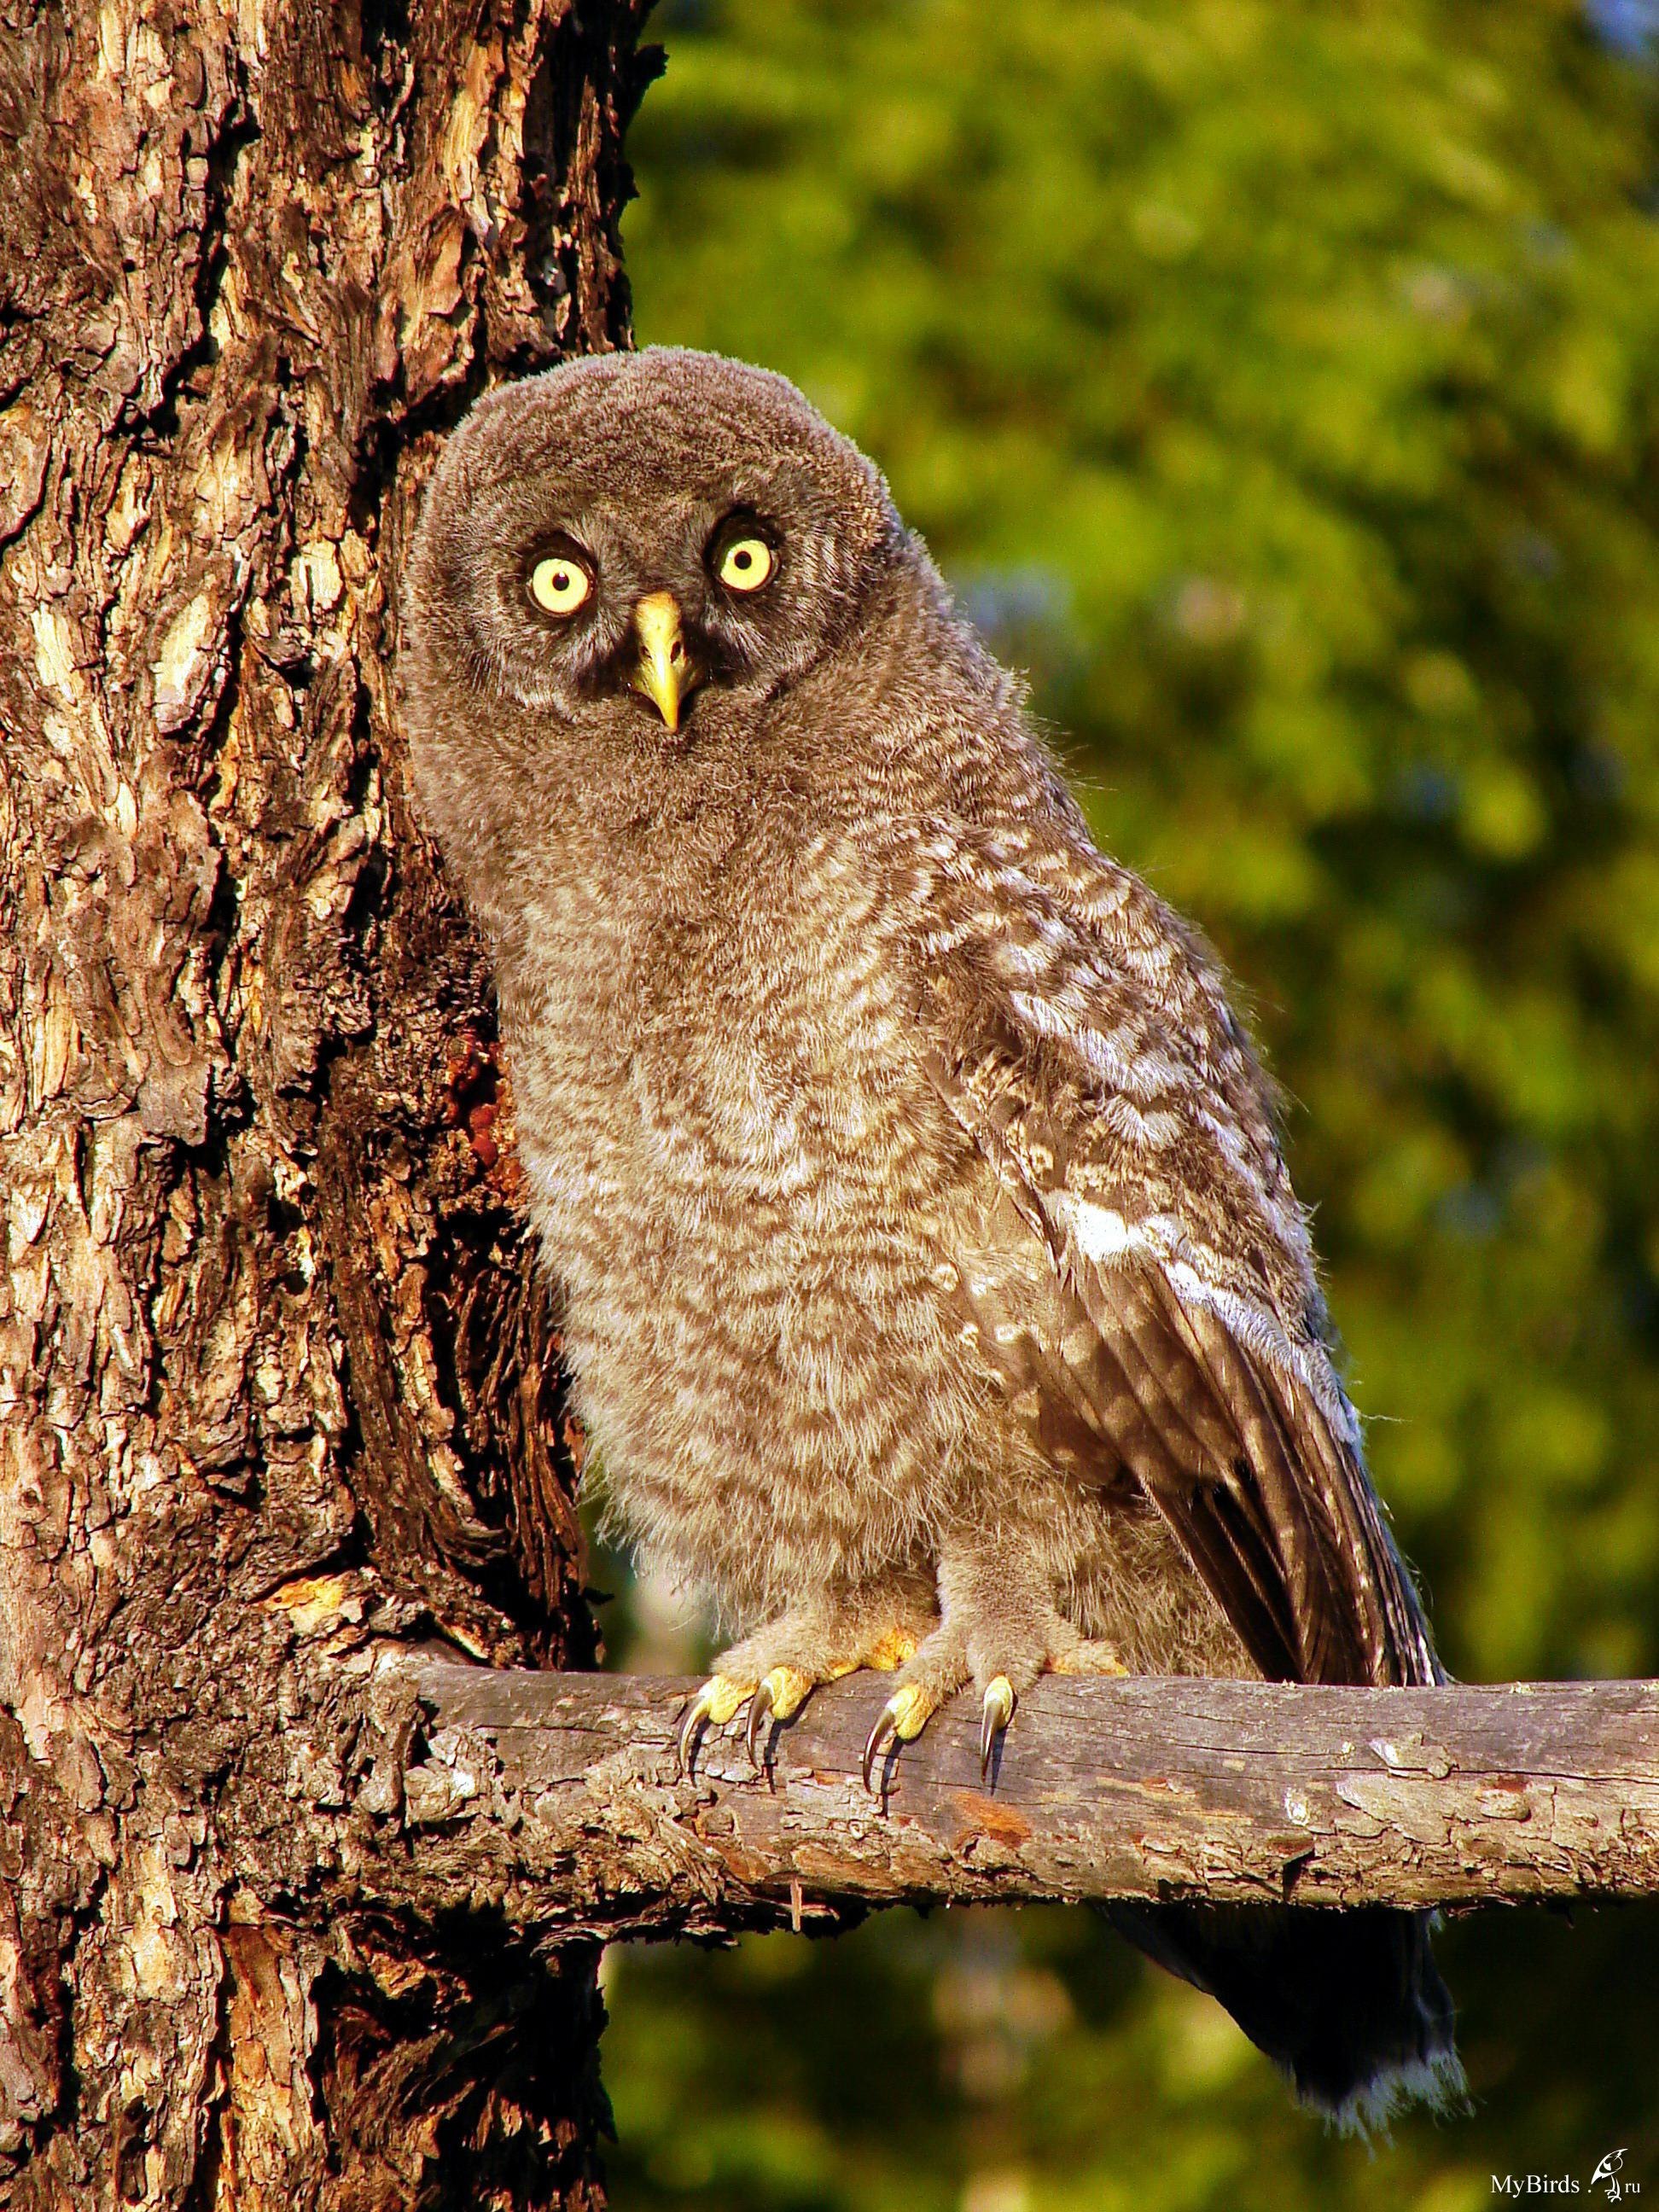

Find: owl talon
[860,1680,940,1794]
[861,1705,899,1793]
[743,1665,816,1773]
[980,1674,1016,1782]
[677,1687,716,1778]
[675,1673,754,1778]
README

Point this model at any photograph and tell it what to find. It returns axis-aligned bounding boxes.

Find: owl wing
[916,824,1440,1691]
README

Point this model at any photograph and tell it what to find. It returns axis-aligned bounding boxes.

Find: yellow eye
[529,553,592,617]
[716,535,774,592]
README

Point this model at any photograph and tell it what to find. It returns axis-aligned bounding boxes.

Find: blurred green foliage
[597,3,1659,2203]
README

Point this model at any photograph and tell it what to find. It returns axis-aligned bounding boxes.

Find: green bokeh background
[594,4,1659,2203]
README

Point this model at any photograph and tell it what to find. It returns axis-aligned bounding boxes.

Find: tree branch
[393,1661,1659,1939]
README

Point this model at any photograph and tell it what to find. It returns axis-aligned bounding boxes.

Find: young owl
[401,346,1461,2126]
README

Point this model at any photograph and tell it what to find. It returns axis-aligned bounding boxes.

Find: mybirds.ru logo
[1491,2151,1639,2201]
[1592,2153,1638,2203]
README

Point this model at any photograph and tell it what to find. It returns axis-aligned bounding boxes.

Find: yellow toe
[760,1665,814,1721]
[888,1680,939,1741]
[703,1673,755,1726]
[679,1673,758,1777]
[1050,1643,1129,1678]
[864,1627,921,1673]
[862,1678,945,1790]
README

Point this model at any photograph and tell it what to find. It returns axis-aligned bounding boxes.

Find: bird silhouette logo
[1590,2148,1632,2201]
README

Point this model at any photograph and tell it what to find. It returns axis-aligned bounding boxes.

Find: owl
[401,346,1462,2127]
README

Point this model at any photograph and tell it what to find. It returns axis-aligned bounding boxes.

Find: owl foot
[738,1625,922,1777]
[862,1627,1129,1795]
[977,1637,1128,1780]
[861,1623,971,1794]
[678,1585,936,1779]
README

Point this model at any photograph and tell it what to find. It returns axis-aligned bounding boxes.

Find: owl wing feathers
[917,830,1440,1691]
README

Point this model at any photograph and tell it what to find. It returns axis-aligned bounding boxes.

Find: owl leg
[677,1575,937,1778]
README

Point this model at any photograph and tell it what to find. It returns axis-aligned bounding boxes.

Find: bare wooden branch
[393,1660,1659,1936]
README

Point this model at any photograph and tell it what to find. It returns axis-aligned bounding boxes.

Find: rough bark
[385,1665,1659,1930]
[0,3,657,2203]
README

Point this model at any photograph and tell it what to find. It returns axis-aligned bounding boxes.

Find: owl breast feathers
[401,345,1461,2128]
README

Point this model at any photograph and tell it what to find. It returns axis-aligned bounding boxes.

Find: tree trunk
[0,3,657,2202]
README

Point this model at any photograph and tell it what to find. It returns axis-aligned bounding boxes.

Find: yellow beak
[629,591,696,731]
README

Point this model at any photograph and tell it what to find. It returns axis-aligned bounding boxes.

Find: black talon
[863,1706,898,1794]
[677,1692,713,1780]
[980,1679,1016,1784]
[746,1678,776,1771]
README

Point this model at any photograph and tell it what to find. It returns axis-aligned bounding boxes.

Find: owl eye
[713,533,775,594]
[528,550,594,618]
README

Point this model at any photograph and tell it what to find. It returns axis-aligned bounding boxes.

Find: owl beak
[629,591,697,732]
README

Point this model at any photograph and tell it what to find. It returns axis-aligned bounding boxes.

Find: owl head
[403,347,905,746]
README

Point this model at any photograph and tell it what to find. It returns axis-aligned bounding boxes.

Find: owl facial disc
[628,590,701,732]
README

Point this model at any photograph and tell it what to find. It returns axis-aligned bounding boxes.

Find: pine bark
[0,3,657,2202]
[405,1665,1659,1925]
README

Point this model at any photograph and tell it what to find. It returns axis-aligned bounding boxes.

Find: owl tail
[1104,1901,1466,2132]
